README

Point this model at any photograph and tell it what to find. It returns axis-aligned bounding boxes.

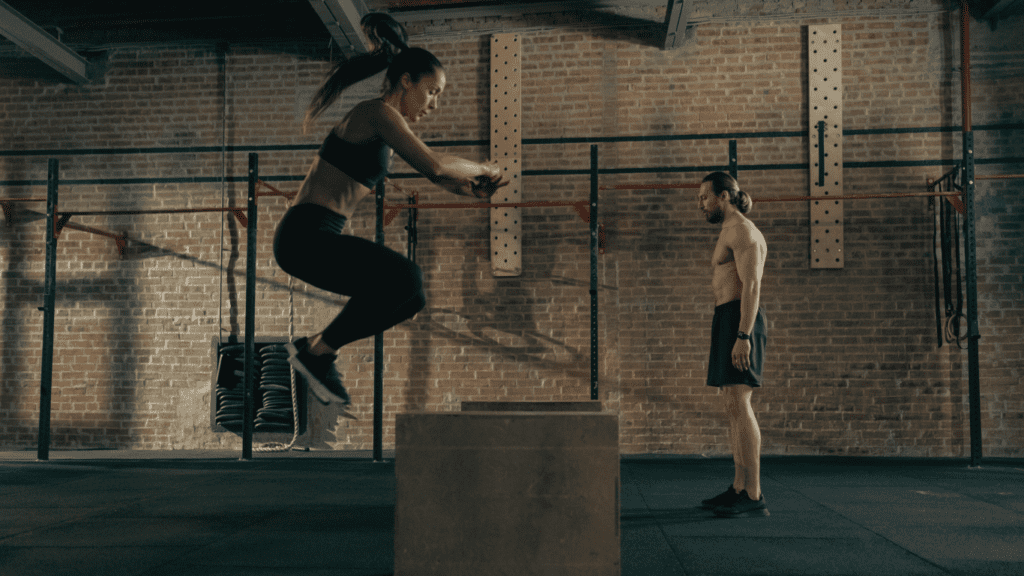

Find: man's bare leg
[729,409,745,494]
[725,385,761,500]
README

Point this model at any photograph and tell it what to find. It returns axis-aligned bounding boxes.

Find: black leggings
[273,204,426,350]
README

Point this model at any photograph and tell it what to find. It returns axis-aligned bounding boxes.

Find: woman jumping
[274,13,508,406]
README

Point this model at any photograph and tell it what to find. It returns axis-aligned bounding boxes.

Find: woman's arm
[369,100,506,196]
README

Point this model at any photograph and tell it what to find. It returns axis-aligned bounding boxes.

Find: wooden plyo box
[395,410,620,576]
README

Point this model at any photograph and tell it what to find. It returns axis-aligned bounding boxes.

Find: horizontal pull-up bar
[759,190,965,215]
[5,178,295,246]
[60,220,129,255]
[599,184,963,203]
[383,199,592,226]
[255,180,297,200]
[59,206,249,219]
[599,183,700,190]
[757,191,962,203]
[0,198,46,226]
[976,174,1024,180]
[55,207,249,241]
[599,181,966,216]
[380,179,592,225]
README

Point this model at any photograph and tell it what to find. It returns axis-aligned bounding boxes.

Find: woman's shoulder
[333,99,388,138]
[351,97,391,116]
[344,98,403,126]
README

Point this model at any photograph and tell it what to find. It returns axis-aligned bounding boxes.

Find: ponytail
[302,13,409,133]
[361,12,408,54]
[702,171,753,214]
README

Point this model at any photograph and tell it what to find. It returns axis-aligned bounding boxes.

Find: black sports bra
[317,130,392,189]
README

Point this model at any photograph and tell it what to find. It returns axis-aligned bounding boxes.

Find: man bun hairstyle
[702,171,753,214]
[302,12,416,132]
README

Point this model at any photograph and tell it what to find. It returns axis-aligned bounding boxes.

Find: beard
[704,208,724,224]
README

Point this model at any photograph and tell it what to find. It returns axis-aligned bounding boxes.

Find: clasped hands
[469,159,511,199]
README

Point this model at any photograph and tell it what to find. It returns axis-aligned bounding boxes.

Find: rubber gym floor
[1,451,1022,576]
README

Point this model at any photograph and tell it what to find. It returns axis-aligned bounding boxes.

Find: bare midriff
[291,156,374,220]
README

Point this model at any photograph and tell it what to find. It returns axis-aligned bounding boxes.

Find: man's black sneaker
[713,490,769,518]
[701,486,742,510]
[286,337,351,406]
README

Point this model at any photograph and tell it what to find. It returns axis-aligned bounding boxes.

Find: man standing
[696,172,769,518]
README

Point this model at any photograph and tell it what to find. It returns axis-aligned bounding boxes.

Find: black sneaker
[286,337,351,406]
[701,486,741,510]
[713,490,769,518]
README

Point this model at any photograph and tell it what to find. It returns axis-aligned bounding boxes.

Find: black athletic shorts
[706,299,767,388]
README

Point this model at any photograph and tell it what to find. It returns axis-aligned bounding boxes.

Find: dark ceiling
[2,0,1021,50]
[1,0,333,47]
[1,0,1021,84]
[0,1,663,48]
[0,0,680,82]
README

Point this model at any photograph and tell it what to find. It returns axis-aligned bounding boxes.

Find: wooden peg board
[490,33,522,277]
[808,24,844,269]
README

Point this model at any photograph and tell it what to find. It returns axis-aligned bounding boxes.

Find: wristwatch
[736,331,751,340]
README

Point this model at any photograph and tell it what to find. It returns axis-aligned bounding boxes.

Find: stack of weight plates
[255,344,295,432]
[214,343,246,431]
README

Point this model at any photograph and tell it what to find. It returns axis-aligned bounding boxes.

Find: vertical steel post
[374,182,385,462]
[37,159,59,461]
[590,145,599,401]
[964,133,981,467]
[407,195,418,263]
[729,140,738,180]
[241,153,258,460]
[932,194,944,348]
[960,0,982,466]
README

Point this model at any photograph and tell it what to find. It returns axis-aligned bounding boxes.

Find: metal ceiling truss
[664,0,693,49]
[308,0,373,56]
[387,0,665,22]
[0,0,91,83]
[384,0,693,51]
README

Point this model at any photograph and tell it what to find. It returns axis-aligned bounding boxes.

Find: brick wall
[1,3,1021,456]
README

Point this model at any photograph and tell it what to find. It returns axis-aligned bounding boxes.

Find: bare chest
[711,236,734,268]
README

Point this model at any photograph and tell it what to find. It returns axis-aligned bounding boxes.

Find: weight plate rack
[211,339,306,435]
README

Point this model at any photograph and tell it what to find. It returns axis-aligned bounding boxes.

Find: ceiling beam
[308,0,373,56]
[0,0,90,83]
[663,0,693,50]
[983,0,1024,20]
[389,0,665,23]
